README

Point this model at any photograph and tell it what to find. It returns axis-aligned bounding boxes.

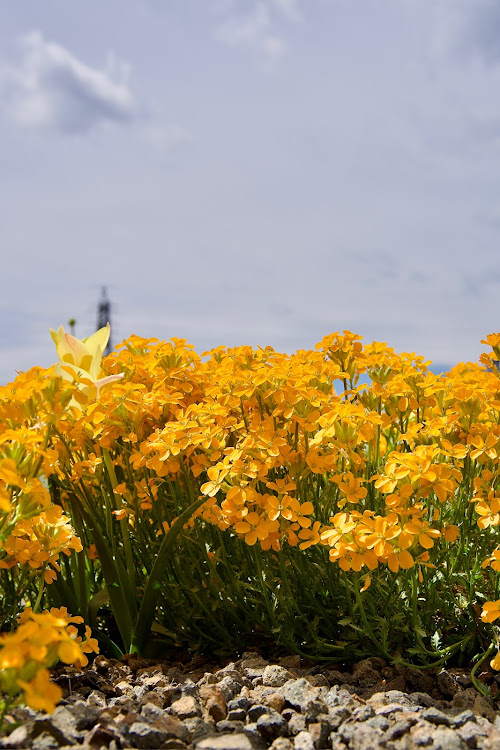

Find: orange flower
[298,521,321,550]
[357,515,400,558]
[481,600,500,624]
[387,549,415,573]
[335,472,367,506]
[17,670,63,713]
[491,652,500,671]
[234,512,279,546]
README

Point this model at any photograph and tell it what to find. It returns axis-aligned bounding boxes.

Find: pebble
[419,706,454,726]
[293,730,315,750]
[256,709,288,741]
[263,666,294,688]
[171,695,202,719]
[2,654,500,750]
[195,734,255,750]
[128,721,170,749]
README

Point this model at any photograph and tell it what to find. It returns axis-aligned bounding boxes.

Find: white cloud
[213,0,303,58]
[0,31,137,134]
[216,3,285,58]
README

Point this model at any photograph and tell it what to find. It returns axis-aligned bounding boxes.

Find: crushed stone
[1,653,500,749]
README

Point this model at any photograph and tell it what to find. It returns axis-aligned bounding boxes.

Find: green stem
[75,485,133,651]
[353,581,392,661]
[129,496,206,655]
[102,449,136,594]
[32,576,45,613]
[257,549,275,620]
[470,643,495,698]
[0,697,14,736]
[409,568,458,660]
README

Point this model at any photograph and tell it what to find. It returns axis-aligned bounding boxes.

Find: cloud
[216,3,286,58]
[213,0,303,58]
[0,31,137,134]
[433,0,500,64]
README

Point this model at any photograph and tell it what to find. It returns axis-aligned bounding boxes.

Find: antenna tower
[97,287,112,356]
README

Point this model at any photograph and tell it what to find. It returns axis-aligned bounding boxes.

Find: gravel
[2,653,500,749]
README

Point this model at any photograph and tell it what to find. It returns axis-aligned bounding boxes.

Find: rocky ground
[2,652,500,750]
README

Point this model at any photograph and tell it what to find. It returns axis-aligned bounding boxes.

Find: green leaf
[78,505,132,650]
[88,589,111,626]
[129,495,207,656]
[151,620,178,638]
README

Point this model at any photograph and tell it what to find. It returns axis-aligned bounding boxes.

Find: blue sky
[1,0,500,383]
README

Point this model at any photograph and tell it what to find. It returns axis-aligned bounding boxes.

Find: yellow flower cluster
[4,324,500,691]
[25,329,500,583]
[0,332,106,718]
[0,325,119,588]
[0,607,98,713]
[0,428,82,586]
[0,504,83,584]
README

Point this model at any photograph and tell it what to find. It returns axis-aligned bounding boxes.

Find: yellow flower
[491,651,500,671]
[51,324,109,379]
[0,486,11,512]
[234,511,278,546]
[387,549,415,573]
[265,477,296,494]
[360,575,371,592]
[398,518,440,551]
[442,525,460,543]
[298,520,322,550]
[335,472,367,505]
[472,491,500,529]
[0,458,26,489]
[17,669,62,713]
[44,568,57,584]
[357,514,401,558]
[200,463,230,497]
[58,638,85,664]
[0,646,24,670]
[481,600,500,624]
[470,434,498,462]
[50,323,123,397]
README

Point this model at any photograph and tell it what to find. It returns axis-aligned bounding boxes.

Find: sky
[1,0,500,384]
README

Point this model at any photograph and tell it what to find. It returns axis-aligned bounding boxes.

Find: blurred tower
[97,287,112,355]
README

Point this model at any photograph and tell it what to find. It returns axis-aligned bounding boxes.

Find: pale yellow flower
[50,323,123,400]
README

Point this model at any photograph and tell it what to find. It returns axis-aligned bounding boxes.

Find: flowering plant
[0,607,98,724]
[3,325,500,716]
